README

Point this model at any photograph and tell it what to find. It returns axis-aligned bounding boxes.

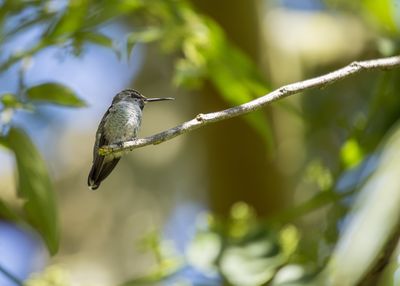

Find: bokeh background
[0,0,400,286]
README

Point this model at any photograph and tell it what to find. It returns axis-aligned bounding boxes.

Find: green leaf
[279,225,300,258]
[126,28,163,59]
[26,82,86,107]
[79,32,113,48]
[172,16,274,149]
[0,199,19,221]
[83,1,144,29]
[47,0,90,39]
[2,128,59,255]
[340,138,364,169]
[78,32,121,58]
[0,93,22,108]
[305,160,333,191]
[209,60,274,150]
[362,0,398,34]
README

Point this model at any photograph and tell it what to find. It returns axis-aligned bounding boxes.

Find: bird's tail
[87,156,120,190]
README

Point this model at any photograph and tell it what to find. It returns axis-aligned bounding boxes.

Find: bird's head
[112,89,174,109]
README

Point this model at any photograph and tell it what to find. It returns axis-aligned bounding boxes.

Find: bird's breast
[103,101,142,144]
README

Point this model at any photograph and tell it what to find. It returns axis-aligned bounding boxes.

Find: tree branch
[100,55,400,155]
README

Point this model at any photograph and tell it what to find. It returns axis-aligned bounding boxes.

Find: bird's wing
[93,107,111,160]
[88,106,120,190]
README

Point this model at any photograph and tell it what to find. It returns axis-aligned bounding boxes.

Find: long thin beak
[145,97,174,102]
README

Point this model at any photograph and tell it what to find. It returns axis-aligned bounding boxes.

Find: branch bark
[100,55,400,155]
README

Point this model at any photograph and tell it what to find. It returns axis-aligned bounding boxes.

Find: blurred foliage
[304,160,333,191]
[340,138,363,169]
[26,265,74,286]
[120,232,184,286]
[321,120,400,286]
[0,0,269,258]
[122,203,301,286]
[324,0,399,35]
[128,0,273,146]
[0,127,59,254]
[0,0,400,286]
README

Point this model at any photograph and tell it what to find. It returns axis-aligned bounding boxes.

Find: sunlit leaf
[26,83,86,107]
[230,202,254,221]
[2,128,59,255]
[229,202,257,238]
[362,0,398,34]
[25,265,71,286]
[220,238,284,286]
[0,93,22,108]
[272,264,306,285]
[279,225,300,258]
[187,231,221,274]
[340,138,364,169]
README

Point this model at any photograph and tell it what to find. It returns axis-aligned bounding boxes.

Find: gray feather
[88,90,143,190]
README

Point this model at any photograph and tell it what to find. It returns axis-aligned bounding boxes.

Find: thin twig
[100,55,400,155]
[0,263,24,286]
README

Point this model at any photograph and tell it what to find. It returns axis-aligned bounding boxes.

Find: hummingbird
[88,89,174,190]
